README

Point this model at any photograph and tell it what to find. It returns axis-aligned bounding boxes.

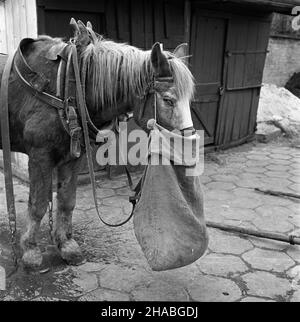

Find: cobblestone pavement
[0,138,299,302]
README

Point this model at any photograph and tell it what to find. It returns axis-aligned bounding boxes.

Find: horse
[0,20,196,270]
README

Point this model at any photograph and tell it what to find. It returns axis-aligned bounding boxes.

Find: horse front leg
[54,158,84,265]
[21,150,53,269]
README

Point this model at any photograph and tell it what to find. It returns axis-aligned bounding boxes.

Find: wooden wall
[37,0,185,51]
[0,0,38,178]
[0,0,37,54]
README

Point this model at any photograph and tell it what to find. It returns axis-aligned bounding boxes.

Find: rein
[70,44,136,227]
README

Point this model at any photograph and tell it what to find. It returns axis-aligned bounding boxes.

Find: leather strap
[71,45,135,227]
[0,52,18,264]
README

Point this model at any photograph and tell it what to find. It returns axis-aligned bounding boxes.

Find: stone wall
[263,12,300,87]
[263,36,300,87]
[0,0,38,182]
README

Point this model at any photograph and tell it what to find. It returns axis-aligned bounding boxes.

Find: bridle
[136,75,176,132]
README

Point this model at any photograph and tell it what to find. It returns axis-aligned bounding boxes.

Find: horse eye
[163,98,174,107]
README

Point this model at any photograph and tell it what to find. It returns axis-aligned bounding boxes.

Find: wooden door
[189,12,226,145]
[37,0,106,39]
[215,17,271,147]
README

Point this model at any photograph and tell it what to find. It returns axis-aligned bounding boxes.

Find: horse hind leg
[21,150,53,269]
[54,159,84,265]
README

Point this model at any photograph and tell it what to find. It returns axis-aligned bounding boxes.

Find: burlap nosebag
[133,163,209,271]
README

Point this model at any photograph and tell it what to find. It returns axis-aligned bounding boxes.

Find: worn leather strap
[71,45,135,227]
[0,52,18,264]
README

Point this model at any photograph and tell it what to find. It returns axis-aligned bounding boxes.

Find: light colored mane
[81,38,195,109]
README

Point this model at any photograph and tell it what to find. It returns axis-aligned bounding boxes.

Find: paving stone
[240,172,265,180]
[288,215,300,228]
[289,184,300,193]
[248,237,288,251]
[203,164,219,176]
[288,203,300,215]
[33,297,65,302]
[76,262,107,273]
[205,206,227,222]
[100,180,128,189]
[227,156,248,163]
[99,264,152,292]
[102,196,130,208]
[265,171,291,179]
[188,275,242,302]
[266,165,291,172]
[246,160,272,167]
[221,208,257,221]
[261,178,293,191]
[246,155,270,161]
[287,265,300,291]
[131,280,189,301]
[253,216,294,234]
[287,247,300,263]
[208,229,253,255]
[245,167,266,174]
[227,197,263,209]
[253,205,294,233]
[240,297,275,302]
[288,169,300,176]
[114,187,132,196]
[0,265,5,291]
[259,195,293,207]
[76,197,95,211]
[197,253,248,277]
[72,271,99,293]
[206,182,236,191]
[242,271,292,298]
[205,190,234,201]
[290,290,300,302]
[242,248,295,272]
[210,175,240,183]
[150,263,201,286]
[269,159,291,166]
[78,288,130,301]
[256,205,291,218]
[233,187,261,198]
[83,189,115,199]
[234,178,265,189]
[291,162,300,170]
[269,154,292,160]
[289,176,300,184]
[200,175,212,184]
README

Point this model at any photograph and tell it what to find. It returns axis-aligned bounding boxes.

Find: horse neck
[83,47,152,125]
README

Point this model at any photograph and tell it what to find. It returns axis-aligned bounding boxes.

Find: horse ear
[70,18,80,35]
[86,21,93,30]
[151,42,172,77]
[173,43,189,64]
[74,20,91,47]
[86,21,98,43]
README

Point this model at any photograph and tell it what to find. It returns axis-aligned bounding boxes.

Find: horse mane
[80,38,195,110]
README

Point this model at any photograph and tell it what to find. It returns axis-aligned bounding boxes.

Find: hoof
[22,248,43,270]
[60,239,84,265]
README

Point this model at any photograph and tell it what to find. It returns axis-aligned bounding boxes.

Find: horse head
[69,19,195,134]
[136,42,195,134]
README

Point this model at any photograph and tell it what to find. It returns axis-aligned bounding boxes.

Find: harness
[0,38,145,269]
[0,36,185,274]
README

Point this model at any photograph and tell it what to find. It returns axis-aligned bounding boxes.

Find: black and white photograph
[0,0,299,309]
